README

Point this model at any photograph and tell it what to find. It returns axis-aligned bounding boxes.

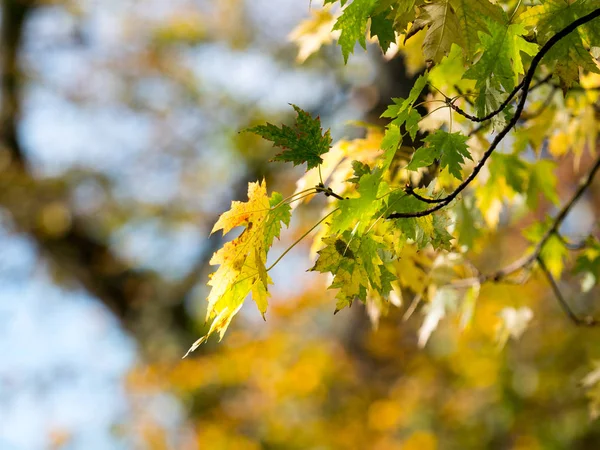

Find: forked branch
[453,155,600,323]
[389,7,600,220]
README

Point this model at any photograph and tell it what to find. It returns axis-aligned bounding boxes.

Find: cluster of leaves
[188,0,600,370]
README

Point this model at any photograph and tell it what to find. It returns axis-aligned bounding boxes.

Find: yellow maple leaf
[185,180,282,356]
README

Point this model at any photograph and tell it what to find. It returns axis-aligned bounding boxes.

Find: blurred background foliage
[1,0,600,449]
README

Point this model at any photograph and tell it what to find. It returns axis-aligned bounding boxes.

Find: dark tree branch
[447,77,526,123]
[449,74,552,122]
[537,255,597,326]
[448,74,554,123]
[452,85,475,108]
[452,154,600,300]
[316,183,347,200]
[404,184,445,204]
[463,76,555,138]
[388,7,600,220]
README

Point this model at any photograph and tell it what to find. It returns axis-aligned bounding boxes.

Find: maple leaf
[475,152,528,227]
[370,8,396,52]
[333,0,377,63]
[455,196,482,249]
[406,130,471,179]
[329,169,388,234]
[247,105,332,170]
[381,73,428,139]
[386,189,452,250]
[264,192,292,247]
[380,124,401,170]
[348,160,371,184]
[390,0,421,36]
[407,0,504,64]
[311,231,394,313]
[185,181,291,356]
[407,1,463,64]
[464,21,538,118]
[450,0,504,61]
[519,0,600,89]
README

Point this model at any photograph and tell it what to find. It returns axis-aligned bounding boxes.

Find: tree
[5,0,600,447]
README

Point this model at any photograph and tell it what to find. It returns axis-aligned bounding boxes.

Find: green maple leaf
[264,192,292,247]
[391,0,421,35]
[311,231,394,312]
[333,0,377,63]
[370,8,395,53]
[329,170,388,234]
[476,82,511,129]
[464,21,538,117]
[381,73,427,139]
[406,130,471,180]
[494,153,528,193]
[381,75,428,116]
[381,106,421,137]
[386,189,452,250]
[247,104,332,170]
[348,161,371,184]
[431,214,453,250]
[386,191,424,245]
[450,0,504,61]
[519,0,600,89]
[476,153,528,224]
[381,124,401,170]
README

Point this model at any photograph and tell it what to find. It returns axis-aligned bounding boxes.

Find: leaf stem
[508,0,523,24]
[266,208,340,272]
[419,105,450,123]
[413,99,446,109]
[276,187,319,207]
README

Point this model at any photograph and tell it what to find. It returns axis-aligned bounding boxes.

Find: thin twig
[537,255,598,326]
[315,183,346,200]
[529,74,553,92]
[453,85,475,107]
[521,85,557,120]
